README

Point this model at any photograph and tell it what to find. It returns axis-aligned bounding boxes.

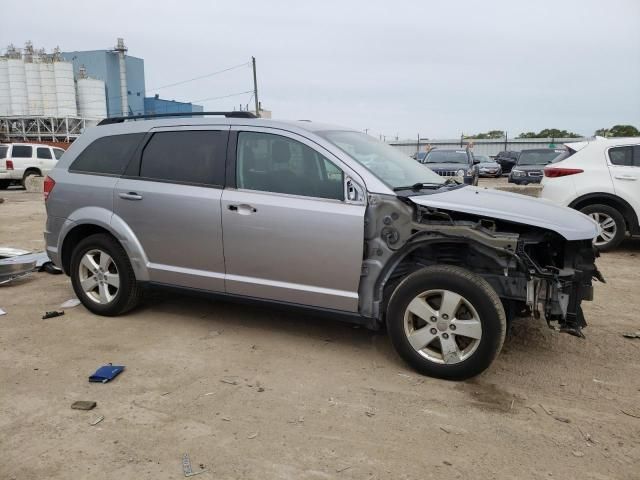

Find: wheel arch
[23,167,42,177]
[569,192,639,234]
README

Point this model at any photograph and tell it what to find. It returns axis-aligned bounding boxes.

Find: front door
[114,128,228,291]
[221,128,366,312]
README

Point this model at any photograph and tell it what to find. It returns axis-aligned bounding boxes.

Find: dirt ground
[1,180,639,480]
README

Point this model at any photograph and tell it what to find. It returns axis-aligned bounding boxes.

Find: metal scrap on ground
[182,453,207,477]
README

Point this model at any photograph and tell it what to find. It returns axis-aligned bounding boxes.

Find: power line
[147,60,251,93]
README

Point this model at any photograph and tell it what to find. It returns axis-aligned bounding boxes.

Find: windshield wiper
[393,182,444,192]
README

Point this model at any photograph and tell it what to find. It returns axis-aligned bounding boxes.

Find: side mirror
[345,176,365,203]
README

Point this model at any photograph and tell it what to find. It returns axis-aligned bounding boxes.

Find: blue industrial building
[62,41,202,118]
[144,94,203,115]
[61,49,146,117]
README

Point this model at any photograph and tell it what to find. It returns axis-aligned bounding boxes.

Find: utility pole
[252,56,260,117]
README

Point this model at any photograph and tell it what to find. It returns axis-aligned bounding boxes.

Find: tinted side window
[609,146,633,166]
[0,146,7,159]
[12,146,32,158]
[70,134,144,175]
[37,147,52,159]
[634,146,640,167]
[140,130,226,185]
[237,131,344,200]
[53,148,64,160]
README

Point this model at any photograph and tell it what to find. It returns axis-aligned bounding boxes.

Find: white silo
[0,59,10,116]
[7,57,28,115]
[77,68,107,119]
[54,59,76,116]
[25,60,43,115]
[40,61,58,116]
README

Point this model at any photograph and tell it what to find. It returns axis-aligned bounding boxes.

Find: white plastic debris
[60,298,81,309]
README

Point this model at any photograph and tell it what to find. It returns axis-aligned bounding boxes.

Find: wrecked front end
[360,191,603,338]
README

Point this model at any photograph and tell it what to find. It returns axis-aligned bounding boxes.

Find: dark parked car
[475,155,502,177]
[413,151,428,162]
[421,149,479,185]
[508,148,569,185]
[494,151,520,174]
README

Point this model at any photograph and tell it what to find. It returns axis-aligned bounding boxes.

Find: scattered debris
[220,379,238,385]
[247,433,258,439]
[397,373,411,379]
[71,401,97,410]
[336,466,352,473]
[539,404,570,423]
[620,409,640,419]
[161,391,171,396]
[593,378,603,384]
[257,387,265,392]
[539,404,553,415]
[365,411,375,417]
[182,453,207,477]
[221,416,231,422]
[622,331,640,339]
[440,426,450,434]
[90,415,105,426]
[42,310,64,319]
[572,451,584,458]
[60,298,81,309]
[89,364,125,383]
[443,461,453,466]
[577,426,595,444]
[526,406,538,415]
[0,308,6,316]
[0,249,61,284]
[509,399,515,411]
[203,392,215,396]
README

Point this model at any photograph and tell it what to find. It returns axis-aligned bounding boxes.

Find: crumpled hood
[410,186,599,241]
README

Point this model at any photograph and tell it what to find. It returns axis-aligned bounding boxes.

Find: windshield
[424,150,469,164]
[475,155,493,163]
[317,130,445,188]
[518,149,566,165]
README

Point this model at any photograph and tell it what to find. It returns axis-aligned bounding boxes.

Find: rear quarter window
[0,146,7,159]
[12,145,33,158]
[608,146,634,166]
[52,148,65,160]
[69,133,145,176]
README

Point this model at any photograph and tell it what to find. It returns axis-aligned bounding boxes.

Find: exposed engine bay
[359,193,603,337]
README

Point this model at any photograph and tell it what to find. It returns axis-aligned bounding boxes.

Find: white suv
[0,143,65,189]
[541,137,640,251]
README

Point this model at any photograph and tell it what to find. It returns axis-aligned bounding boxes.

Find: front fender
[58,207,150,281]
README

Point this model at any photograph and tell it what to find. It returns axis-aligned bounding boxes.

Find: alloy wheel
[78,249,120,304]
[588,212,617,247]
[403,289,482,364]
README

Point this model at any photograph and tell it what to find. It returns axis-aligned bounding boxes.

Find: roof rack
[97,111,257,126]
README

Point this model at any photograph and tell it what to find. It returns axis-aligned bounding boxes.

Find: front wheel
[70,233,142,316]
[387,265,506,380]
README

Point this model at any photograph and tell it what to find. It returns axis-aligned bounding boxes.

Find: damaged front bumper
[520,240,603,338]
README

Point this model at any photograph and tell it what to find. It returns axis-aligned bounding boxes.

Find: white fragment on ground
[60,298,81,309]
[0,308,6,316]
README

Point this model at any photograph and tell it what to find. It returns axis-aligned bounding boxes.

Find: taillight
[44,176,55,200]
[6,159,13,170]
[544,167,583,178]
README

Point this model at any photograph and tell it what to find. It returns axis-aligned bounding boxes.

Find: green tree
[465,130,505,139]
[609,125,639,137]
[516,129,581,139]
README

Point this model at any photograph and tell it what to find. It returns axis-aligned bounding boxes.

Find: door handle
[119,192,143,201]
[614,175,637,181]
[227,204,257,215]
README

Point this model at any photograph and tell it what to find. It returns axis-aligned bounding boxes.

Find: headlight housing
[456,169,465,177]
[511,169,525,177]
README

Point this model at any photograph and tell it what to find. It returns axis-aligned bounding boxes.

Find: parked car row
[415,148,480,185]
[0,143,65,189]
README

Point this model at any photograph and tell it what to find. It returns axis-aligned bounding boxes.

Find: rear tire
[0,180,9,190]
[21,171,40,189]
[580,204,626,251]
[387,265,506,380]
[70,233,142,316]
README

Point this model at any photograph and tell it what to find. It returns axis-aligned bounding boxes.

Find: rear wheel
[387,265,506,380]
[21,170,40,189]
[0,180,9,190]
[580,204,625,251]
[70,233,142,316]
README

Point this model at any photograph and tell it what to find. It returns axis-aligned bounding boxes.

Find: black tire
[0,180,9,190]
[579,204,626,252]
[387,265,506,380]
[70,233,142,316]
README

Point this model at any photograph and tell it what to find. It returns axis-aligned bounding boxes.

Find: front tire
[387,265,506,380]
[70,233,141,316]
[580,204,626,251]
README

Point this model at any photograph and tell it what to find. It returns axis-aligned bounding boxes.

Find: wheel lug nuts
[442,314,449,320]
[430,316,437,322]
[450,325,456,331]
[430,328,437,335]
[442,333,449,339]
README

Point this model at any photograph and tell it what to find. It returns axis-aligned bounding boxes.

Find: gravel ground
[1,182,639,480]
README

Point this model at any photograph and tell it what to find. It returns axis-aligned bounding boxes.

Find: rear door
[607,144,640,223]
[221,127,366,312]
[113,127,229,291]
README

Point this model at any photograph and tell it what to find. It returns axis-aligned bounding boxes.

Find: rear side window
[0,146,7,159]
[139,130,227,186]
[52,148,64,160]
[608,146,639,166]
[70,133,144,176]
[37,147,52,159]
[12,145,32,158]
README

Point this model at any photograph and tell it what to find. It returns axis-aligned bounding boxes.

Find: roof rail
[97,111,257,126]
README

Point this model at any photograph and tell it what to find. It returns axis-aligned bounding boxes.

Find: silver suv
[44,112,602,380]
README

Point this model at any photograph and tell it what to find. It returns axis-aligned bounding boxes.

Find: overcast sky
[3,0,640,139]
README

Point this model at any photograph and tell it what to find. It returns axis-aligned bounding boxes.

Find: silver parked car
[44,112,602,380]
